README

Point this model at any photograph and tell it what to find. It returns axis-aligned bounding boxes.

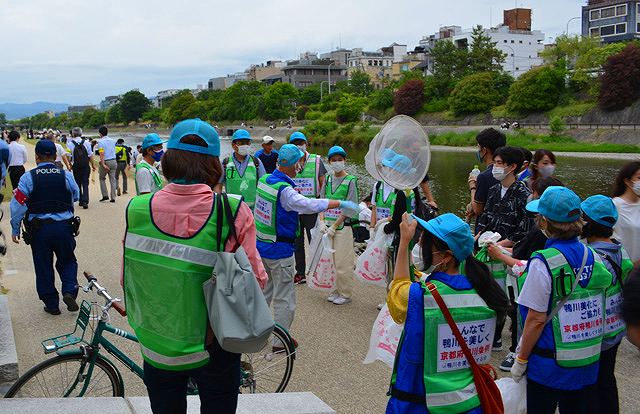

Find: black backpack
[73,138,90,169]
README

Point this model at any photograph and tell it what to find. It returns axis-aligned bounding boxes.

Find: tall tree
[0,112,6,124]
[430,40,469,96]
[262,82,298,120]
[348,70,374,96]
[599,43,640,111]
[469,25,506,74]
[119,90,151,122]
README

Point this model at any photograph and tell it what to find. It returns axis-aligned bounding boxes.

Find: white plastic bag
[355,224,393,287]
[496,377,527,414]
[308,234,337,291]
[477,231,502,247]
[363,303,404,368]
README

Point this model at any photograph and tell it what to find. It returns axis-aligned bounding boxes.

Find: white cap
[262,135,275,144]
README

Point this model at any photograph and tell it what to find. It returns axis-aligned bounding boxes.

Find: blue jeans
[30,220,78,309]
[143,339,240,414]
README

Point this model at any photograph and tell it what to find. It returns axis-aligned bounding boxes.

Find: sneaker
[99,197,109,202]
[117,188,121,196]
[377,303,384,311]
[43,307,61,315]
[499,352,516,372]
[110,199,116,203]
[294,274,306,285]
[82,204,88,209]
[492,338,503,352]
[123,191,128,194]
[327,292,339,302]
[332,296,352,305]
[63,293,79,312]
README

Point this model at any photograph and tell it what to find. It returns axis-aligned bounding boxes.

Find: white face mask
[424,261,443,275]
[632,181,640,197]
[492,166,508,181]
[297,143,307,153]
[237,145,251,156]
[331,161,345,173]
[539,165,556,178]
[411,244,424,271]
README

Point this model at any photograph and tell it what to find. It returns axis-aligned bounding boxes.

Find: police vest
[123,193,240,371]
[115,145,128,163]
[390,276,495,414]
[518,247,611,368]
[600,247,634,340]
[374,182,415,220]
[225,155,258,209]
[323,175,358,230]
[254,174,299,245]
[135,161,163,195]
[292,154,319,198]
[26,164,73,215]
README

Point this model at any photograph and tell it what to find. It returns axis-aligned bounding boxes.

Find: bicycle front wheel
[4,354,123,398]
[240,325,295,393]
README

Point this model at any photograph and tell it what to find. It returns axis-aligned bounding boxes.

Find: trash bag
[364,115,430,191]
[355,224,393,287]
[496,377,527,414]
[306,219,326,277]
[363,303,404,369]
[308,234,337,291]
[475,231,509,294]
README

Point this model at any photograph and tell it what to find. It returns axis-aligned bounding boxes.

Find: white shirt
[613,196,640,262]
[500,185,509,198]
[370,181,394,205]
[66,138,93,162]
[279,186,329,214]
[516,257,552,313]
[135,161,162,194]
[54,143,65,163]
[8,141,27,166]
[97,136,117,160]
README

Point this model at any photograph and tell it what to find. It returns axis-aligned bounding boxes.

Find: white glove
[339,201,361,218]
[510,356,528,383]
[326,226,336,238]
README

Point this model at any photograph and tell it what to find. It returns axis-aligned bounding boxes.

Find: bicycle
[5,272,296,398]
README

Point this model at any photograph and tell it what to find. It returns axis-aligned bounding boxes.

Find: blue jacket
[0,139,9,186]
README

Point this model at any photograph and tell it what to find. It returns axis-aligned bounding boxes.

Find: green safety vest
[474,246,508,294]
[254,175,299,243]
[517,247,612,368]
[115,144,128,163]
[135,161,163,195]
[292,154,319,198]
[601,246,634,340]
[392,279,496,414]
[323,174,358,230]
[225,155,258,209]
[374,182,415,220]
[123,193,240,371]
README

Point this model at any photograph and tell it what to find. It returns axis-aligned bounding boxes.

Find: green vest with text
[517,247,612,368]
[254,175,299,243]
[225,155,258,209]
[123,194,239,371]
[324,175,358,230]
[135,161,163,195]
[474,247,508,294]
[602,247,634,340]
[292,154,319,198]
[374,182,415,220]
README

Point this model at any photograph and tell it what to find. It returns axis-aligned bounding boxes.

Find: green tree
[165,92,196,125]
[0,113,6,124]
[468,25,506,74]
[299,84,322,105]
[348,71,374,96]
[105,104,124,124]
[573,43,627,96]
[540,35,600,67]
[599,43,640,111]
[506,66,566,113]
[368,87,394,111]
[336,93,367,123]
[449,72,511,115]
[87,111,106,128]
[549,115,565,136]
[142,107,165,122]
[430,40,469,96]
[262,82,298,120]
[218,81,265,121]
[119,90,151,122]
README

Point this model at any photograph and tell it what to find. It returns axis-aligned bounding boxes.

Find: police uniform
[10,140,80,313]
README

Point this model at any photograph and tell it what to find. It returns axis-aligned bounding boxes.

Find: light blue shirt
[10,162,80,236]
[218,153,267,184]
[98,136,117,160]
[0,139,10,186]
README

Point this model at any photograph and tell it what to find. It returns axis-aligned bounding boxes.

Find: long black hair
[421,231,511,317]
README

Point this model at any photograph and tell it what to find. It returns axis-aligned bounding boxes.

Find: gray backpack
[203,194,275,354]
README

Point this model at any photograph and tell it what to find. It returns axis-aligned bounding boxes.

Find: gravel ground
[2,142,639,413]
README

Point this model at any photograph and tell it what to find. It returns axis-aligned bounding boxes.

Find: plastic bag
[308,234,337,291]
[355,225,393,287]
[363,303,404,368]
[496,377,526,414]
[477,231,502,247]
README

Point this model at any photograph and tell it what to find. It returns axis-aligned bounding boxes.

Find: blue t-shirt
[255,149,279,174]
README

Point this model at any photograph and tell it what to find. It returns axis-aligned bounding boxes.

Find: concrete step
[0,393,336,413]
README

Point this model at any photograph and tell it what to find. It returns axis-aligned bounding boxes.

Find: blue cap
[232,129,251,142]
[526,186,581,223]
[278,144,304,167]
[35,139,56,156]
[413,213,474,262]
[581,195,618,228]
[381,150,415,175]
[167,118,219,157]
[328,146,347,159]
[141,133,165,151]
[289,131,307,144]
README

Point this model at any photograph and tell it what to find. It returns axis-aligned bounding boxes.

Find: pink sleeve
[225,202,268,289]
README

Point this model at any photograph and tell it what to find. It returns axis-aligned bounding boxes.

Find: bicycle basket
[41,300,94,354]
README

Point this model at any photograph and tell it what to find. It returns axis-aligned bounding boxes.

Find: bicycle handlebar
[82,271,127,317]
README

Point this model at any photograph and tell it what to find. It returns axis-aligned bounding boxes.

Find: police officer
[10,139,80,315]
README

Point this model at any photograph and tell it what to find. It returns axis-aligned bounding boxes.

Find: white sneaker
[377,303,384,310]
[327,292,339,302]
[332,296,352,305]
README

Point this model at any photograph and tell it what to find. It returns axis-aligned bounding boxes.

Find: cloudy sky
[0,0,582,105]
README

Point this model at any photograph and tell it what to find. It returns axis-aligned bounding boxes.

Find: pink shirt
[122,183,267,289]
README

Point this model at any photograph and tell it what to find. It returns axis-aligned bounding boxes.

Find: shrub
[423,98,449,113]
[339,123,355,135]
[305,111,322,121]
[336,93,367,123]
[549,115,565,136]
[303,120,338,137]
[296,105,310,120]
[368,88,394,111]
[598,43,640,111]
[393,79,425,115]
[506,66,566,113]
[321,110,337,122]
[448,72,510,116]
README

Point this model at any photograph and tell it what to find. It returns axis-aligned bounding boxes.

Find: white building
[207,72,248,90]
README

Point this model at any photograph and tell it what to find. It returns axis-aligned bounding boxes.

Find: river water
[113,133,627,216]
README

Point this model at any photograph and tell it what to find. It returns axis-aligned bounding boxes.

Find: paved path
[2,142,639,412]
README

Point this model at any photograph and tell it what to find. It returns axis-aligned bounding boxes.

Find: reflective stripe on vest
[140,344,210,367]
[125,233,217,267]
[423,294,489,310]
[292,154,318,198]
[426,382,477,408]
[556,343,602,362]
[225,155,257,208]
[254,176,293,243]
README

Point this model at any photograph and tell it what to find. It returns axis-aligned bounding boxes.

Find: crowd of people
[4,120,640,414]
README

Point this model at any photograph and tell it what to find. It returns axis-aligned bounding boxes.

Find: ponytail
[464,256,511,317]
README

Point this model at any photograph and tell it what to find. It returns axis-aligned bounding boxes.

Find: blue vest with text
[27,164,73,215]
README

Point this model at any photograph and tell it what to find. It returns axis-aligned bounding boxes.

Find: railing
[519,123,640,130]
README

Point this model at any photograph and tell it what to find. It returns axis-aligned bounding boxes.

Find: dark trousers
[587,343,620,414]
[527,379,589,414]
[73,167,90,206]
[294,213,317,276]
[9,165,25,190]
[508,286,518,352]
[30,220,78,310]
[143,340,240,414]
[115,161,128,193]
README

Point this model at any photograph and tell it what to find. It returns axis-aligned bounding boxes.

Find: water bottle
[470,165,481,179]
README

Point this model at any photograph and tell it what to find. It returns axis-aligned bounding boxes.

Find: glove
[318,220,328,234]
[326,226,336,238]
[339,201,361,218]
[510,356,528,383]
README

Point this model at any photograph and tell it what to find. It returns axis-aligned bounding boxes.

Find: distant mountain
[0,102,70,120]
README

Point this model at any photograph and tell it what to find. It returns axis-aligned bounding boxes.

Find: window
[519,40,523,44]
[591,27,600,36]
[590,9,600,20]
[511,40,515,43]
[504,39,507,43]
[594,23,627,37]
[600,25,615,36]
[616,4,627,16]
[601,7,615,18]
[638,22,640,33]
[616,23,627,34]
[590,4,628,21]
[368,60,372,66]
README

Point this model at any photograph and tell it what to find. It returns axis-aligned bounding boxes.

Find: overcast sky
[0,0,582,105]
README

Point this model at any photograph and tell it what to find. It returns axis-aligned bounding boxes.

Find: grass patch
[303,121,379,148]
[547,102,596,119]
